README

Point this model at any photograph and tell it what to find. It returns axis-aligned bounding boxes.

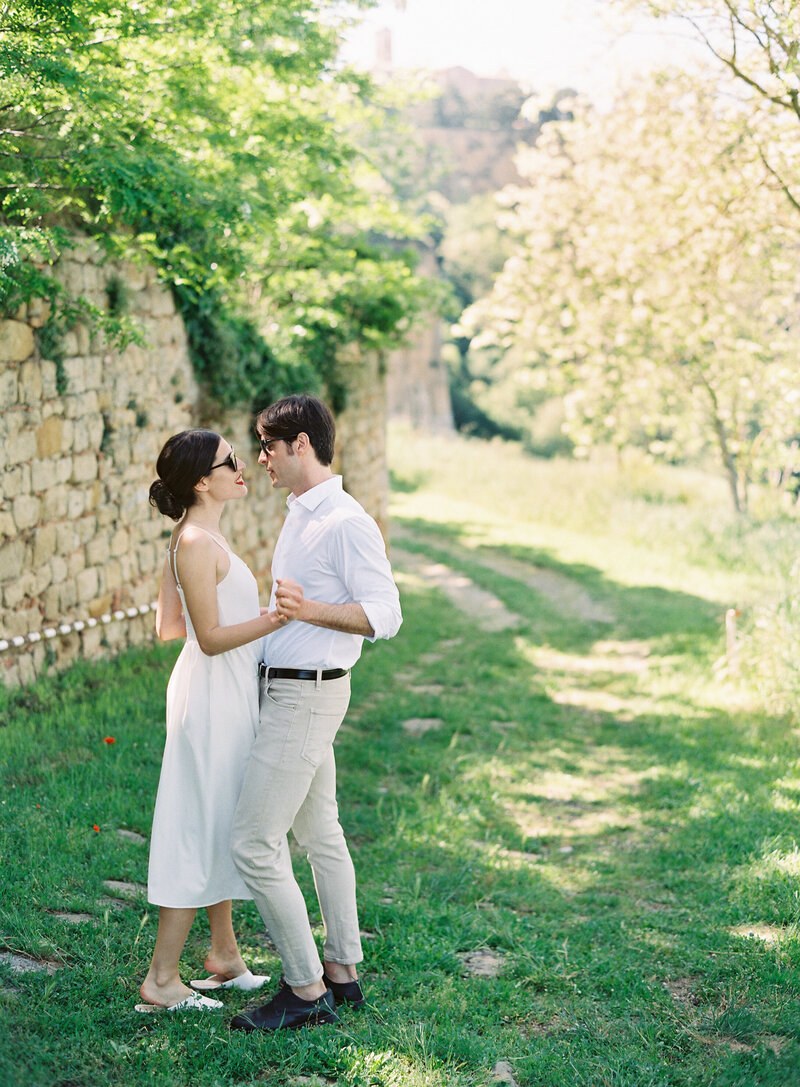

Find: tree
[0,0,430,409]
[459,71,800,512]
[620,1,800,209]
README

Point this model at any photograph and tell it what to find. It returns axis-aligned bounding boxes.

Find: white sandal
[190,968,269,992]
[135,991,224,1013]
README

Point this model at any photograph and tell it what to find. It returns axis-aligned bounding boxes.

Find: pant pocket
[301,708,345,768]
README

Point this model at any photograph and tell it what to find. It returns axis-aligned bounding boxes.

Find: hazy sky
[340,0,703,96]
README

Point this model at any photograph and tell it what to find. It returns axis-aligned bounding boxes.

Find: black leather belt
[259,665,349,681]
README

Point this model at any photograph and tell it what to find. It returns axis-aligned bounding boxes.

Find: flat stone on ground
[492,1060,520,1086]
[0,951,61,975]
[102,879,146,898]
[402,717,443,735]
[51,911,96,925]
[117,829,147,844]
[458,948,504,977]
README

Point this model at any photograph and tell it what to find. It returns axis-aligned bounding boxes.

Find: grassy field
[2,427,800,1086]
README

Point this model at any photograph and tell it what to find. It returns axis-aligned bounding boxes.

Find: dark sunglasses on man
[259,434,298,456]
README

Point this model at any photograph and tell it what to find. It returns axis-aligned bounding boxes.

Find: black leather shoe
[322,972,366,1008]
[230,986,338,1032]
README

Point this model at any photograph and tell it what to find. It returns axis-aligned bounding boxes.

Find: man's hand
[275,578,304,623]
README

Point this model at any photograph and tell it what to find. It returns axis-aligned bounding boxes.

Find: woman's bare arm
[177,531,284,656]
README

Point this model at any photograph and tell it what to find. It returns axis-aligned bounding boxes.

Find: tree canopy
[459,70,800,511]
[1,0,430,409]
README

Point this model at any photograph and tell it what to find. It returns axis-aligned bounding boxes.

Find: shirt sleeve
[333,513,402,642]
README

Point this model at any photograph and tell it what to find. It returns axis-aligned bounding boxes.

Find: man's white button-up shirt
[263,475,402,669]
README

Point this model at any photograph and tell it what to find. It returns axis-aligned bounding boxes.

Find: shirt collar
[286,474,342,512]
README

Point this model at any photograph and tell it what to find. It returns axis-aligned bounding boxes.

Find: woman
[136,429,284,1013]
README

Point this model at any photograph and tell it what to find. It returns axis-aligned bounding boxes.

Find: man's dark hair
[255,394,335,466]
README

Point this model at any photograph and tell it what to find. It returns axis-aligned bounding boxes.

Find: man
[230,394,402,1032]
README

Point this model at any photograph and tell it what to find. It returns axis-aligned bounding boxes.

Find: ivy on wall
[0,0,433,409]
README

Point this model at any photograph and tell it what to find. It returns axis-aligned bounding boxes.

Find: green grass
[2,427,800,1086]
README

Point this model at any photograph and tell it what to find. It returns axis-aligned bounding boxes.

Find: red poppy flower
[103,737,116,744]
[92,824,100,832]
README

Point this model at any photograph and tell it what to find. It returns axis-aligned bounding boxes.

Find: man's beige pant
[231,674,363,987]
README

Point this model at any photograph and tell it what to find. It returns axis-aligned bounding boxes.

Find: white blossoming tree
[460,70,800,512]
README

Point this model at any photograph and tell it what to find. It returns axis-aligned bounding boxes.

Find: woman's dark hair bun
[149,479,185,521]
[149,428,221,521]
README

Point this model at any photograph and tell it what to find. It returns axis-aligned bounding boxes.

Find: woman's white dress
[147,529,263,908]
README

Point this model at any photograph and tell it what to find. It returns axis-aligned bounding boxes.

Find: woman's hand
[275,578,304,623]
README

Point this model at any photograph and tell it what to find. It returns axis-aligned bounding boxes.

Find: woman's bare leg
[139,906,197,1006]
[203,900,248,979]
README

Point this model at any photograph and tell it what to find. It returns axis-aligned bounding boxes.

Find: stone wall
[385,247,454,433]
[0,239,389,687]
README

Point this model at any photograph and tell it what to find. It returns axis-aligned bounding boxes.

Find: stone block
[67,548,86,577]
[75,516,96,545]
[121,260,147,292]
[63,357,85,393]
[4,609,30,637]
[56,523,77,554]
[32,565,52,595]
[54,457,73,485]
[13,652,37,688]
[86,416,104,449]
[77,566,98,601]
[110,529,129,558]
[36,416,63,458]
[2,465,25,499]
[71,451,98,483]
[0,510,15,540]
[75,323,90,356]
[61,330,79,358]
[86,533,109,566]
[31,458,58,494]
[66,489,85,519]
[50,560,67,586]
[42,583,61,619]
[59,578,79,612]
[64,390,99,419]
[3,577,26,609]
[84,355,102,389]
[39,486,67,521]
[18,360,43,404]
[39,360,58,398]
[85,480,103,511]
[7,427,37,468]
[59,261,84,297]
[12,494,40,530]
[69,240,98,264]
[0,320,34,363]
[0,538,25,580]
[81,626,103,655]
[0,367,17,409]
[104,559,121,589]
[88,593,112,619]
[27,297,52,329]
[33,523,58,567]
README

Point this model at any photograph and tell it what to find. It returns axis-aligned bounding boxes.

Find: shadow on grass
[338,578,800,1070]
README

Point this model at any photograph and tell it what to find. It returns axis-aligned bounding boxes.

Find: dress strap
[167,532,185,589]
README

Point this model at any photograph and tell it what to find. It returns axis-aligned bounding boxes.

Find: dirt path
[391,528,613,630]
